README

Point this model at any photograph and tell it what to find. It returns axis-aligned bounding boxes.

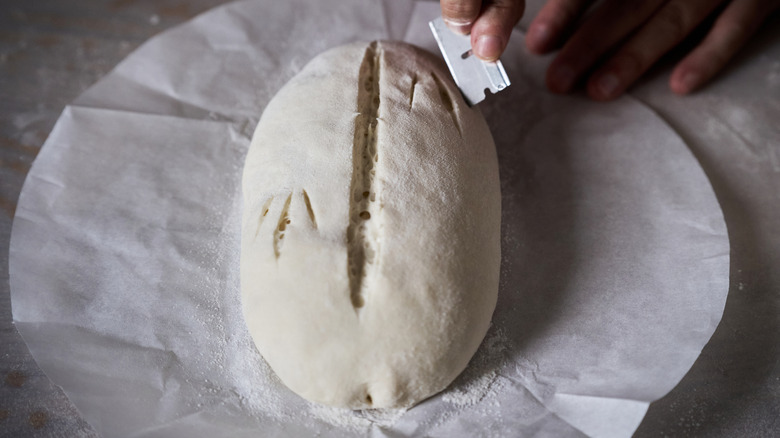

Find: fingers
[441,0,483,34]
[670,0,780,94]
[526,0,594,54]
[545,0,666,93]
[470,0,526,60]
[587,0,723,101]
[538,0,779,99]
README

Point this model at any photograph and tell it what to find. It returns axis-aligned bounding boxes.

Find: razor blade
[429,17,510,106]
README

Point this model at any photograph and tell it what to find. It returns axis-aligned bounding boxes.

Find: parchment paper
[9,0,730,437]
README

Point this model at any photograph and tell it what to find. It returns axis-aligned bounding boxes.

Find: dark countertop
[1,1,778,437]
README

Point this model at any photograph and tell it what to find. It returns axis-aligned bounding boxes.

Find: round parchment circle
[9,0,729,437]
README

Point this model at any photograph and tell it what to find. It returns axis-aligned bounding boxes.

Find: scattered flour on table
[308,404,409,431]
[441,326,509,407]
[415,326,510,433]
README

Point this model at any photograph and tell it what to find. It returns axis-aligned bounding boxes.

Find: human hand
[440,0,526,61]
[525,0,780,100]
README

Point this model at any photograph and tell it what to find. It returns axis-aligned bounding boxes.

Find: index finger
[441,0,483,34]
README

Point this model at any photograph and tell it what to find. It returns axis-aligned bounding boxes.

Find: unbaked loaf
[240,40,501,409]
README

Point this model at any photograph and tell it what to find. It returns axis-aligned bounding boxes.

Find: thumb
[470,0,525,61]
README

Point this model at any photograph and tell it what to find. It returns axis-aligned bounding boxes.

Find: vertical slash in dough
[302,189,318,229]
[409,73,418,109]
[273,193,293,259]
[347,41,382,311]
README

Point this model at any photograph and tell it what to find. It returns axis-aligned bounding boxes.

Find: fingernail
[527,23,551,50]
[596,72,621,98]
[548,64,576,92]
[475,35,503,61]
[680,72,701,93]
[443,18,473,35]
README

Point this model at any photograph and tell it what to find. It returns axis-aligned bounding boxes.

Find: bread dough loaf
[240,41,501,409]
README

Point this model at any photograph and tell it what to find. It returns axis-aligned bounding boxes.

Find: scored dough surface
[240,40,501,409]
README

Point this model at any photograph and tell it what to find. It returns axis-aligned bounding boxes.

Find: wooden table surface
[1,1,778,437]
